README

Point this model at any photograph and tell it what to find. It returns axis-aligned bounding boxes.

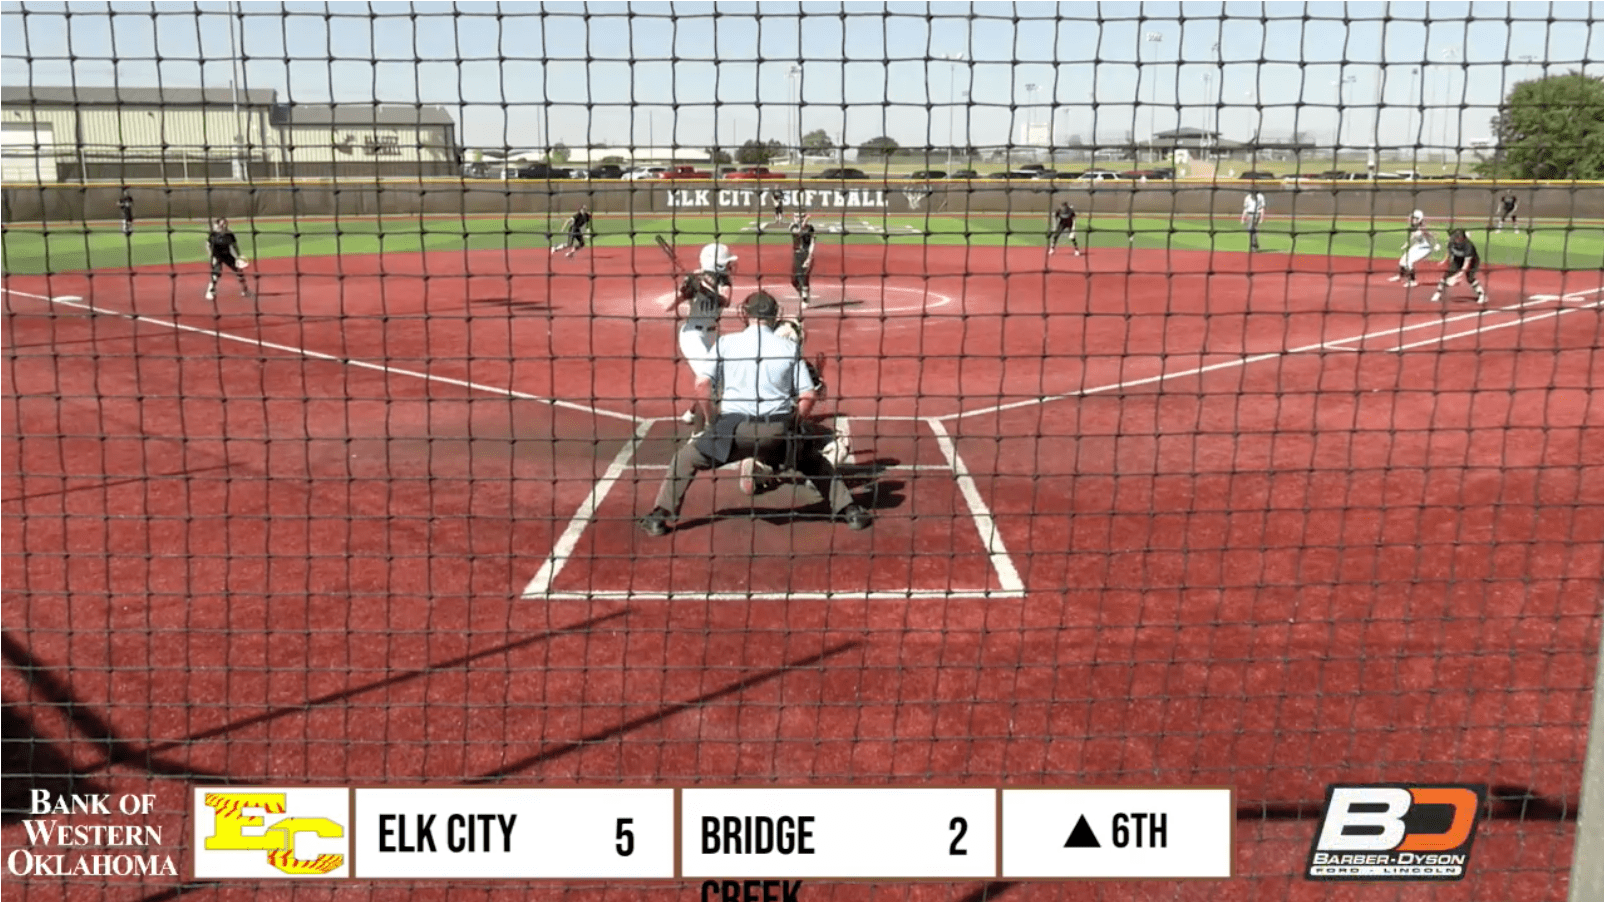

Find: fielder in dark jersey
[790,213,816,306]
[205,217,250,300]
[554,205,593,257]
[1431,229,1487,304]
[118,190,134,236]
[1049,201,1080,255]
[1496,192,1519,232]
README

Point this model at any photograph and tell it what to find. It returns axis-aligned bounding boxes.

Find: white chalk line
[947,293,1591,421]
[0,287,641,423]
[520,418,654,599]
[522,415,1019,600]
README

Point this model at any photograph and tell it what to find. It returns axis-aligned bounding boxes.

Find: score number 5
[616,818,634,856]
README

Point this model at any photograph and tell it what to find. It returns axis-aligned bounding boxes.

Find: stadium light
[940,53,966,171]
[1144,32,1165,159]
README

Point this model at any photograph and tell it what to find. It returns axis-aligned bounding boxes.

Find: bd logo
[192,788,349,879]
[1306,784,1485,881]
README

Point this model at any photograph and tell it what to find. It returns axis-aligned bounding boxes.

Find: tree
[857,135,900,158]
[735,139,784,165]
[801,129,835,157]
[705,147,734,164]
[548,142,571,164]
[1479,72,1604,179]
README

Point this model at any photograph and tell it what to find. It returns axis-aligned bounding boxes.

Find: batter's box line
[519,416,1027,600]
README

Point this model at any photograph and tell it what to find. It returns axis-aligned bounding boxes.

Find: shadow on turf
[471,294,552,314]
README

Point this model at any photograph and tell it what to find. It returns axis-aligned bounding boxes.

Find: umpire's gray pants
[654,419,855,517]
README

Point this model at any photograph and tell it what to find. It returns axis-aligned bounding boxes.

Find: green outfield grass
[3,213,1600,275]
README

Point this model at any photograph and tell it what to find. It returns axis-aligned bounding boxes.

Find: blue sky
[3,1,1600,153]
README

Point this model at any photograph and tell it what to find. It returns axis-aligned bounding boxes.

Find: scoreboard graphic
[191,787,1234,881]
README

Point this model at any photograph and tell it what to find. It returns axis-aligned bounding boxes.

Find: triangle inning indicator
[1064,814,1101,848]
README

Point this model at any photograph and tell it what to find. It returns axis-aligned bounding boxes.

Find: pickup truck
[659,165,713,179]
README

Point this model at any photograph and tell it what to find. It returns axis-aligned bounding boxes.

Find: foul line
[926,418,1026,596]
[0,288,639,423]
[947,293,1589,421]
[1389,298,1604,352]
[521,419,654,598]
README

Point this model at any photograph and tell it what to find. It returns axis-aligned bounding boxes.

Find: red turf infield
[2,243,1600,900]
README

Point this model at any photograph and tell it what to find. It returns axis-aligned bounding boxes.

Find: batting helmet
[699,243,738,272]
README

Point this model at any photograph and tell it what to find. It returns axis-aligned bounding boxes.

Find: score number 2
[949,816,968,855]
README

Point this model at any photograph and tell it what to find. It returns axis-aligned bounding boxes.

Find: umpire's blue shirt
[714,324,815,418]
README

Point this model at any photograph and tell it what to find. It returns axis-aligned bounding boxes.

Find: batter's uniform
[1241,192,1266,251]
[1432,236,1487,304]
[118,193,134,235]
[206,224,250,300]
[1394,223,1437,285]
[1496,194,1519,231]
[772,192,786,224]
[790,219,816,305]
[676,270,731,383]
[638,297,869,536]
[1049,204,1079,255]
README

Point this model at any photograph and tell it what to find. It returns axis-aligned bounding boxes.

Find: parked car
[725,166,787,180]
[515,163,573,180]
[986,170,1036,179]
[818,168,869,179]
[1029,170,1062,180]
[1078,170,1122,182]
[586,164,626,179]
[949,169,981,179]
[659,165,714,179]
[622,166,668,180]
[1238,170,1276,180]
[907,170,947,180]
[461,162,496,178]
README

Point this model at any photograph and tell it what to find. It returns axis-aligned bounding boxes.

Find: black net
[2,3,1601,900]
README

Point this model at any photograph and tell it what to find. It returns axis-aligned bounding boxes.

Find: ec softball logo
[193,788,348,879]
[1306,784,1485,881]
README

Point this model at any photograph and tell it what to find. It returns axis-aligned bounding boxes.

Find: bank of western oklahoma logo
[192,789,349,879]
[1306,784,1485,881]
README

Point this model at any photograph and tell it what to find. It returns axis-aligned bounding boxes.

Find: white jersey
[1407,225,1434,251]
[1242,193,1266,218]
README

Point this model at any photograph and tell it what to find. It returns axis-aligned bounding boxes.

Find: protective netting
[3,3,1602,900]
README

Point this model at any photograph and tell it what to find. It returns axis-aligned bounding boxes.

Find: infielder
[1495,192,1520,233]
[118,189,135,236]
[204,217,250,301]
[1389,210,1437,287]
[790,212,816,307]
[552,205,593,257]
[1431,229,1487,304]
[1240,189,1266,252]
[663,243,737,428]
[1049,201,1080,255]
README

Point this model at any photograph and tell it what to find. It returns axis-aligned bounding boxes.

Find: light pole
[1409,66,1420,158]
[227,1,244,180]
[788,64,801,164]
[1439,47,1460,165]
[1025,82,1039,155]
[1144,32,1164,160]
[940,53,965,171]
[1209,42,1221,142]
[1334,74,1357,150]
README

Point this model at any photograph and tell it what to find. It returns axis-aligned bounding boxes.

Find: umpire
[639,291,872,536]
